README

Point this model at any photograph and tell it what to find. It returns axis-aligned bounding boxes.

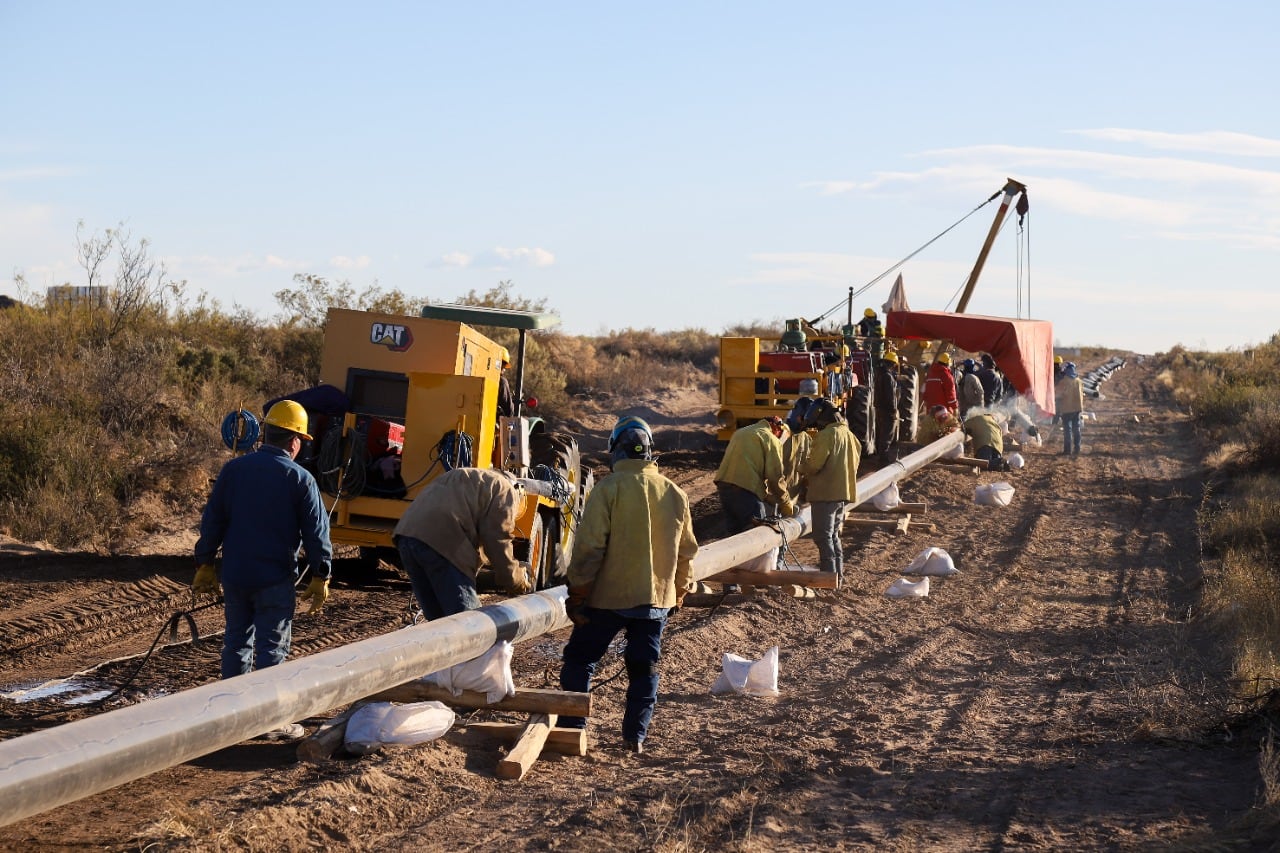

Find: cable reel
[220,409,260,452]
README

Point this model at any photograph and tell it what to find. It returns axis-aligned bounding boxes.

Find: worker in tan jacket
[559,416,698,753]
[798,400,860,578]
[1055,361,1086,455]
[715,417,793,535]
[964,411,1010,471]
[393,467,532,620]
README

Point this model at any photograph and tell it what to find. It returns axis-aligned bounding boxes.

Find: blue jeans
[1061,412,1082,454]
[718,483,768,535]
[559,607,668,743]
[396,535,480,620]
[811,500,847,576]
[221,578,296,679]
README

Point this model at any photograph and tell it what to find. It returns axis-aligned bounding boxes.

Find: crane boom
[955,178,1027,314]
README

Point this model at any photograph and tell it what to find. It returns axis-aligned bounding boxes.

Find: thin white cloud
[0,166,74,182]
[432,247,556,270]
[1070,128,1280,158]
[438,252,472,267]
[490,246,555,268]
[330,255,371,269]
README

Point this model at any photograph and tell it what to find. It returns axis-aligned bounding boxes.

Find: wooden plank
[297,701,369,764]
[932,455,990,469]
[859,501,928,514]
[464,722,588,757]
[845,516,903,529]
[368,683,591,717]
[495,714,557,779]
[705,567,839,589]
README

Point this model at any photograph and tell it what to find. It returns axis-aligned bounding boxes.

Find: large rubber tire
[847,384,875,456]
[529,431,586,583]
[898,369,920,443]
[513,511,551,590]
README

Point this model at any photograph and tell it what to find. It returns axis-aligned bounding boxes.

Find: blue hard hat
[609,415,652,450]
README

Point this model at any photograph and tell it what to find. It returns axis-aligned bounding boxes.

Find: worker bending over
[715,416,794,534]
[393,468,532,620]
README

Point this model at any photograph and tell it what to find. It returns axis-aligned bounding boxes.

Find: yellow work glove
[192,563,221,597]
[565,583,593,627]
[304,577,330,614]
[508,562,534,596]
[779,497,797,518]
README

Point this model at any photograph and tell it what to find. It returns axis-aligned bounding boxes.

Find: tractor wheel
[529,431,588,584]
[513,511,551,590]
[898,369,920,442]
[847,384,876,456]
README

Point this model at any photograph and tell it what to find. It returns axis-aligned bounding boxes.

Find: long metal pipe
[0,429,965,827]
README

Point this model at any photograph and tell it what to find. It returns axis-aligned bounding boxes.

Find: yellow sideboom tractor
[221,304,592,589]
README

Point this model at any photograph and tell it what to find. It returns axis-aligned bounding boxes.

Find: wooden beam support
[858,501,928,514]
[464,721,588,757]
[705,567,839,589]
[496,714,557,779]
[367,684,591,718]
[297,701,369,764]
[932,456,990,469]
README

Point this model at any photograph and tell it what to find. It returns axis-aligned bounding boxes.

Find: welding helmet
[609,416,653,460]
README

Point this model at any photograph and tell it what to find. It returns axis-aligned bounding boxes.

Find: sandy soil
[0,358,1270,851]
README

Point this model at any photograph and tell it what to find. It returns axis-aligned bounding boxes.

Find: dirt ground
[0,357,1271,851]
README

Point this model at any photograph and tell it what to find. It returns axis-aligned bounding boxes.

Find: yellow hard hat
[938,352,951,365]
[499,347,511,366]
[883,350,898,364]
[863,308,876,318]
[264,400,312,441]
[840,343,850,357]
[1053,354,1063,365]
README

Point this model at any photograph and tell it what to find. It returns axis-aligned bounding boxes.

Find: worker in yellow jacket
[715,417,793,535]
[798,400,860,578]
[559,416,698,753]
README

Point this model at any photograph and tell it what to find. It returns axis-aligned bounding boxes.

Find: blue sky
[3,2,1277,354]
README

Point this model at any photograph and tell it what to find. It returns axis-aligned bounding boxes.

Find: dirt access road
[0,357,1268,851]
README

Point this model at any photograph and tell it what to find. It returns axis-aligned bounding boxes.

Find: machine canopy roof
[885,310,1056,415]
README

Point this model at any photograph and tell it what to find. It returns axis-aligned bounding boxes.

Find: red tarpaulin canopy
[885,310,1056,415]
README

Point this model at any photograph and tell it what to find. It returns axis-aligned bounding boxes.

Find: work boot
[625,739,644,754]
[261,723,307,741]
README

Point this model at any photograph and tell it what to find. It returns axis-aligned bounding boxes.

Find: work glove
[192,563,221,597]
[304,577,330,615]
[565,583,593,627]
[507,562,533,596]
[779,496,797,518]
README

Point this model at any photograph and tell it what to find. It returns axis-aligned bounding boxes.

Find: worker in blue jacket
[193,400,332,697]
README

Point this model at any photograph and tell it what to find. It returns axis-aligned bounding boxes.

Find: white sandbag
[736,546,780,573]
[974,481,1016,507]
[886,576,930,598]
[1007,452,1026,469]
[871,483,900,511]
[345,701,455,754]
[710,645,779,698]
[903,547,958,577]
[421,640,514,703]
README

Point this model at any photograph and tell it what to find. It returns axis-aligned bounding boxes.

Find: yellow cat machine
[716,319,881,452]
[234,304,592,588]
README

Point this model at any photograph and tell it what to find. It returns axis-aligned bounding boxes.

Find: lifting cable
[0,599,222,728]
[809,190,1004,326]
